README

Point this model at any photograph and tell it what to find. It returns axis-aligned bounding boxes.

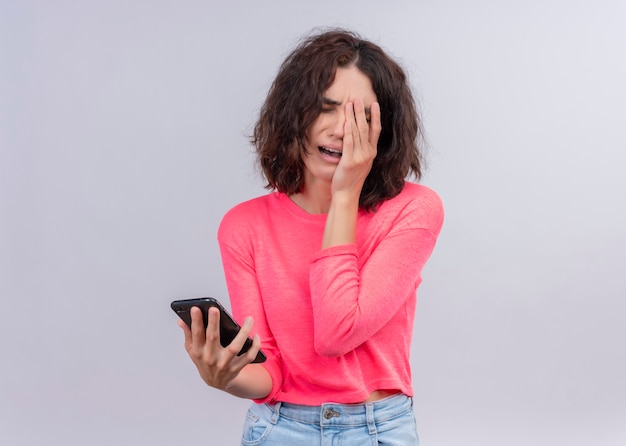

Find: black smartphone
[171,297,266,363]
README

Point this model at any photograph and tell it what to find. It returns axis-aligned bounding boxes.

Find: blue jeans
[240,393,419,445]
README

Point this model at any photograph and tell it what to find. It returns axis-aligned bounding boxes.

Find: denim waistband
[267,393,413,427]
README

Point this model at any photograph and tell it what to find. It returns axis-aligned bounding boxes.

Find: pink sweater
[217,182,444,405]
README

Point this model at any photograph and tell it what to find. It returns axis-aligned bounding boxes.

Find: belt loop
[269,402,282,424]
[365,402,377,435]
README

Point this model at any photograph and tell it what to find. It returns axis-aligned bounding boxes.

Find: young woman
[178,29,444,445]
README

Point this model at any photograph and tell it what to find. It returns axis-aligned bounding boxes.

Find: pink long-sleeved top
[217,181,444,405]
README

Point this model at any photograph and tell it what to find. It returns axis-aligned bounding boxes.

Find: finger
[205,306,221,349]
[225,316,254,358]
[239,333,263,365]
[368,102,382,147]
[342,103,354,156]
[230,327,262,369]
[350,101,365,160]
[353,98,370,144]
[190,306,207,344]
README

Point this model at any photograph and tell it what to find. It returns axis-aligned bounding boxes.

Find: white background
[1,1,625,445]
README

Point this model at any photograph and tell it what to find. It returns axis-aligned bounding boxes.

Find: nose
[330,109,345,139]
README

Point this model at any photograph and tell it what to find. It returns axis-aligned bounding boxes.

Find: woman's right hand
[179,306,262,391]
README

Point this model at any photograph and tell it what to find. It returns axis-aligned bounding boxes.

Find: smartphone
[171,297,266,363]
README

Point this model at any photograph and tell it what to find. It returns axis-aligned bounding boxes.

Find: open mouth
[319,146,342,158]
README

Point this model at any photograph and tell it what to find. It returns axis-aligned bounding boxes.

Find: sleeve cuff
[251,357,283,404]
[310,244,357,262]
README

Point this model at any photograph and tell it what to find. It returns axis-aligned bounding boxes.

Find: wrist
[330,189,360,209]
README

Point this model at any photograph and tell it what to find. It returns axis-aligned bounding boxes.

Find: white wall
[1,1,625,445]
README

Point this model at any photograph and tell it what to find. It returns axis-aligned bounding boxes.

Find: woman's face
[302,65,377,188]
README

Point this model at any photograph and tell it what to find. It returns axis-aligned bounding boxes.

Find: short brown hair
[253,28,424,210]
